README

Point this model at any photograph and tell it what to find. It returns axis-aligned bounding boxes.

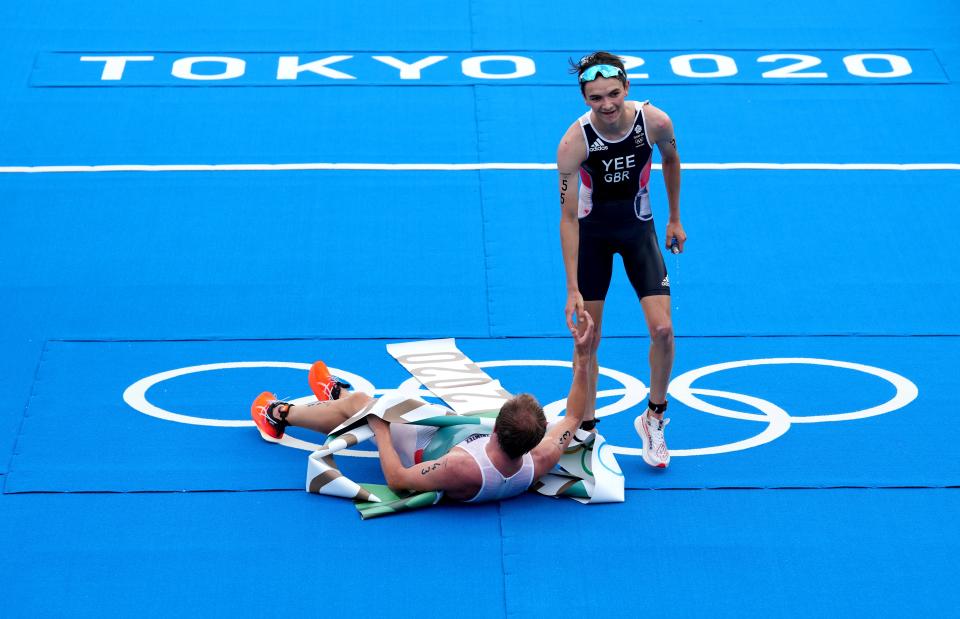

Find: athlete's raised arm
[531,312,596,478]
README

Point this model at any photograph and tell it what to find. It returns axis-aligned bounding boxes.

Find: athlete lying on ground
[252,314,596,503]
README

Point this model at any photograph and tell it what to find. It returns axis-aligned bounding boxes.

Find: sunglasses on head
[579,64,626,83]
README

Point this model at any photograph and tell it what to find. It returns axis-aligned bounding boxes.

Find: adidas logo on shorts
[661,275,670,287]
[589,138,608,152]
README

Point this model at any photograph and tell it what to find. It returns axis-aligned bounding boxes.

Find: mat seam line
[3,339,49,494]
[5,162,960,173]
[5,486,958,495]
[43,333,960,343]
[472,82,495,338]
[497,500,510,619]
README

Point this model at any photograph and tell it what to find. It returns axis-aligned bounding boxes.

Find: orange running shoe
[308,360,352,402]
[251,391,290,441]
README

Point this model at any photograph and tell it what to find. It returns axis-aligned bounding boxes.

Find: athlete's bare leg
[580,300,605,424]
[640,294,674,418]
[284,391,374,434]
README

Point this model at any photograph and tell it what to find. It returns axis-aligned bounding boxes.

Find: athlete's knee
[650,322,674,345]
[345,391,373,408]
[591,329,602,354]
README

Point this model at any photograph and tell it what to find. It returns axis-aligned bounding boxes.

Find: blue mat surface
[2,2,958,344]
[481,170,960,336]
[500,487,960,617]
[2,488,956,617]
[3,169,958,340]
[2,0,959,616]
[476,84,960,164]
[0,340,45,476]
[0,491,502,618]
[0,171,491,340]
[469,0,958,49]
[5,336,955,492]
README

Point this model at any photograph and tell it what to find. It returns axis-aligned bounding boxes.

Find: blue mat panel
[4,169,957,341]
[500,488,960,617]
[5,336,955,492]
[0,340,45,476]
[0,491,502,618]
[2,4,955,168]
[481,170,960,336]
[0,1,957,617]
[0,86,482,166]
[0,3,479,168]
[0,4,478,167]
[0,1,473,72]
[3,0,955,53]
[475,85,960,165]
[4,81,957,168]
[0,171,490,340]
[471,1,959,50]
[2,489,957,618]
[4,339,413,492]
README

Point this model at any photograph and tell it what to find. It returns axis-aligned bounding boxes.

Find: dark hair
[494,393,547,459]
[569,51,627,94]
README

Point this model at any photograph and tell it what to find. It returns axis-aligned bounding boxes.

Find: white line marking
[1,162,959,173]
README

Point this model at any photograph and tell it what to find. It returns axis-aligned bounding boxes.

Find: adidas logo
[661,275,670,287]
[589,138,608,152]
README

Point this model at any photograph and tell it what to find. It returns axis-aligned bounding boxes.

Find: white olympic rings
[122,356,918,459]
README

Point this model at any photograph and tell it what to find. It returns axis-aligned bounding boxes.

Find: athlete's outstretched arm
[531,313,596,478]
[558,123,588,333]
[647,105,686,252]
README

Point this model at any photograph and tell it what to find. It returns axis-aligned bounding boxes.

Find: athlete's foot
[251,391,291,442]
[309,360,353,402]
[634,410,670,468]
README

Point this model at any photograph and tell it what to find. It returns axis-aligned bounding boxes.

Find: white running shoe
[635,410,670,468]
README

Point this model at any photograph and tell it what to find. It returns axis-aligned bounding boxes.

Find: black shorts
[577,218,670,302]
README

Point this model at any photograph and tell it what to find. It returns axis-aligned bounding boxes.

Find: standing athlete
[557,51,686,468]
